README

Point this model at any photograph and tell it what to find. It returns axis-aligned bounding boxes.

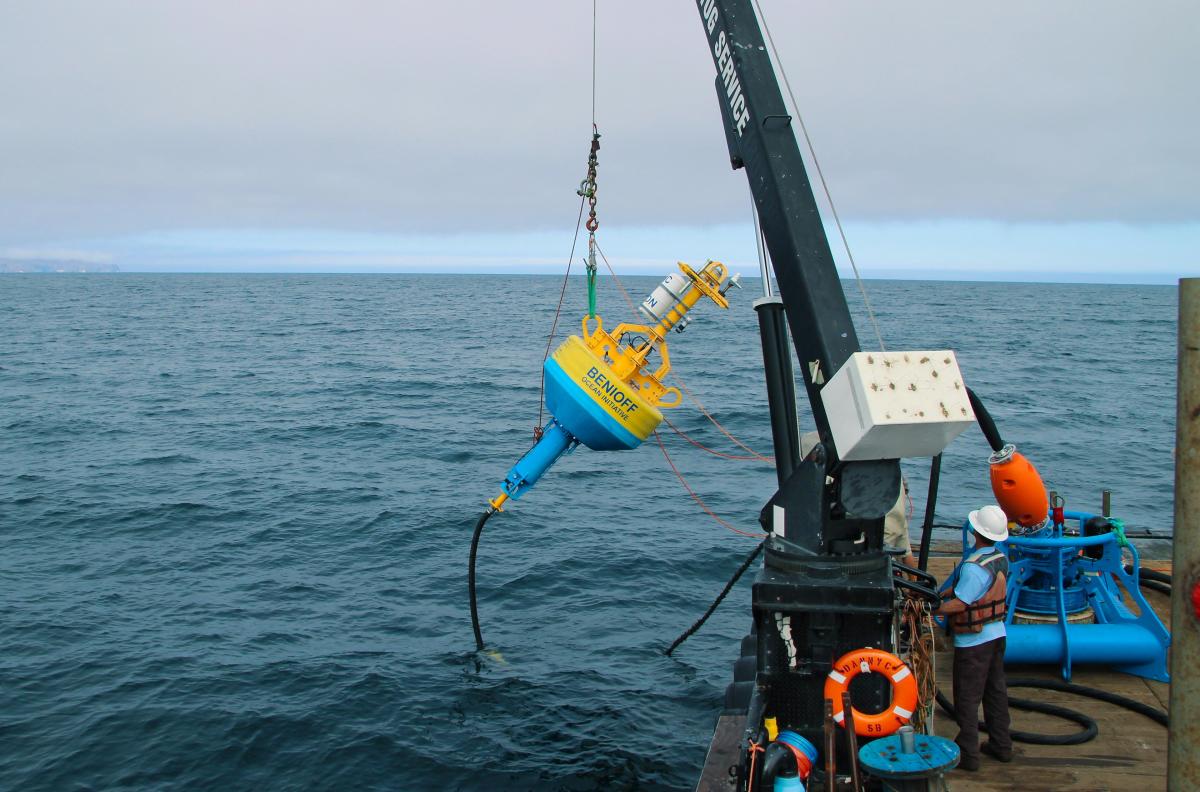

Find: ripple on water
[0,275,1178,791]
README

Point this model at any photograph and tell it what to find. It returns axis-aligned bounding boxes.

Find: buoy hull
[544,335,662,450]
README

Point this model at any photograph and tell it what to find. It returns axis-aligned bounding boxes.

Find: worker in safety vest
[934,504,1013,771]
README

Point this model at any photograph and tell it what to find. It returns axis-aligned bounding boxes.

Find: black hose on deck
[1126,564,1173,587]
[936,688,1097,746]
[1006,677,1170,728]
[936,676,1168,745]
[1137,578,1173,596]
[966,387,1005,453]
[468,507,496,651]
[665,540,764,656]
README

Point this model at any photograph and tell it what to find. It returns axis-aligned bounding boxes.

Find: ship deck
[925,556,1171,791]
[696,555,1173,792]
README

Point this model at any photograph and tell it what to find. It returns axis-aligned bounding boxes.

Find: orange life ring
[824,648,918,737]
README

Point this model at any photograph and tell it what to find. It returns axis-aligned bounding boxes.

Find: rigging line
[671,377,774,464]
[592,240,773,463]
[750,0,886,353]
[654,430,767,539]
[537,196,588,434]
[662,415,773,463]
[592,239,640,316]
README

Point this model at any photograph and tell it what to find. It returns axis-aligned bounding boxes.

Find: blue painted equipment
[760,730,817,790]
[857,727,958,791]
[772,770,804,792]
[958,509,1170,682]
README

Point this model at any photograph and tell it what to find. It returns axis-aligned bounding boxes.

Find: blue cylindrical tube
[1005,624,1162,665]
[773,770,804,792]
[500,421,577,501]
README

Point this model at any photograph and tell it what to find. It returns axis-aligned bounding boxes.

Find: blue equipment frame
[956,510,1170,682]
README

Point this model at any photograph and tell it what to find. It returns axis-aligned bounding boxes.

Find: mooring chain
[578,129,601,233]
[577,128,602,317]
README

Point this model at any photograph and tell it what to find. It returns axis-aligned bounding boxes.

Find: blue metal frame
[956,510,1170,682]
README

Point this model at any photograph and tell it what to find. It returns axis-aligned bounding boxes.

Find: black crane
[694,0,907,786]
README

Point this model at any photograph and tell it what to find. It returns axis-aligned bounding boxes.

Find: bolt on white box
[822,351,975,461]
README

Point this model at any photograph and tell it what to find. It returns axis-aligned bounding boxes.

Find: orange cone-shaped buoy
[988,444,1048,527]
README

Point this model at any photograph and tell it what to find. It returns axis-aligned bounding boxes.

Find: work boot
[957,754,980,772]
[981,741,1013,763]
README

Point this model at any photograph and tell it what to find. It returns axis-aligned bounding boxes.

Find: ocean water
[0,274,1178,790]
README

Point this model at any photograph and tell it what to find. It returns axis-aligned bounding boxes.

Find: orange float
[824,648,918,737]
[988,444,1049,527]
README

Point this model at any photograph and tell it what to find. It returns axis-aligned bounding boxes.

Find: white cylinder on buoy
[638,272,691,325]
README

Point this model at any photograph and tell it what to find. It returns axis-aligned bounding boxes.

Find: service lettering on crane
[698,0,751,137]
[583,367,639,415]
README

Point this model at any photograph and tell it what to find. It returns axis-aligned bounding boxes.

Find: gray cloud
[0,0,1195,248]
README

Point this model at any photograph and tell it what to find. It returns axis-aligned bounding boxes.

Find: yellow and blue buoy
[489,260,739,511]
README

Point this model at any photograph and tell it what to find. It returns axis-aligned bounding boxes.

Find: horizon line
[1,268,1184,286]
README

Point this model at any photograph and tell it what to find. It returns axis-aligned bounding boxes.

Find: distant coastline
[0,260,120,273]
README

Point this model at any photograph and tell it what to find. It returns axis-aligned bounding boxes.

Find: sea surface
[0,274,1179,790]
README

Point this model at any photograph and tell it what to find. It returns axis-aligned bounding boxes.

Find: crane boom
[697,0,901,529]
[693,1,906,782]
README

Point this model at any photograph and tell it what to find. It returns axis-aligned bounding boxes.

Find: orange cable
[747,741,765,792]
[670,377,774,464]
[594,241,641,317]
[662,415,772,464]
[654,430,767,540]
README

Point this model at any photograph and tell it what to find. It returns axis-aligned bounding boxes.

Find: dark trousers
[952,636,1012,760]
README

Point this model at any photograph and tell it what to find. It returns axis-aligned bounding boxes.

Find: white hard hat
[968,504,1010,542]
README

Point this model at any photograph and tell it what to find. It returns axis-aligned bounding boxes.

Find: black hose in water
[665,540,764,656]
[468,508,496,651]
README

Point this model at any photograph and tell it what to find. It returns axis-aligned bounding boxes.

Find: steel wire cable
[749,0,886,353]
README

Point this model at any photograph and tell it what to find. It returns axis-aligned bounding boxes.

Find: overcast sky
[1,1,1196,281]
